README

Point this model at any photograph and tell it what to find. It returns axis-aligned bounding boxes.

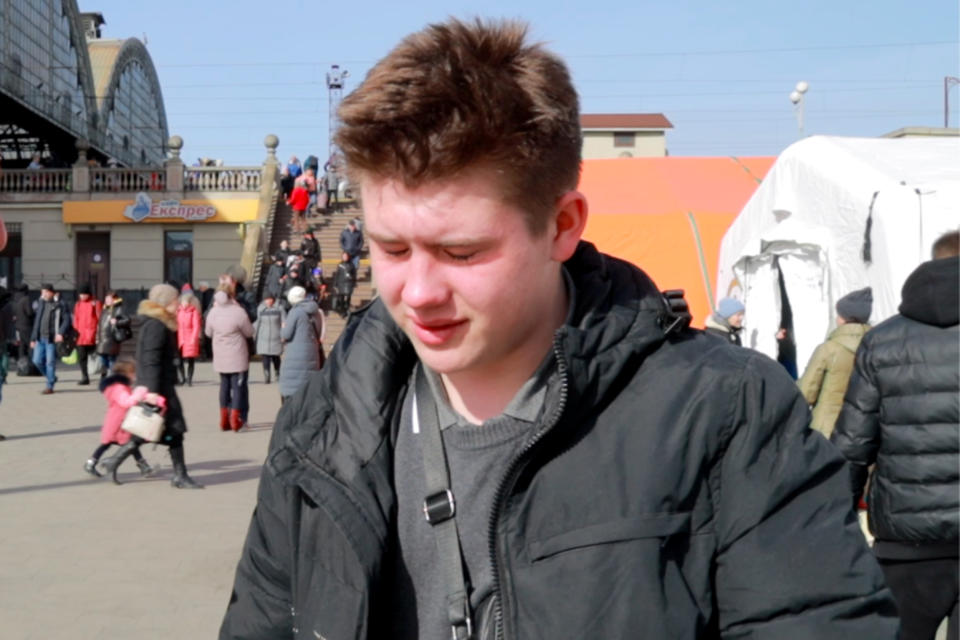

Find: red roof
[581,113,673,130]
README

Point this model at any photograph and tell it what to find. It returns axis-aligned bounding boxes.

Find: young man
[30,283,70,394]
[832,232,959,640]
[339,217,363,271]
[221,19,896,639]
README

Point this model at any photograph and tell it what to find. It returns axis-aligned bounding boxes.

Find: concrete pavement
[0,360,279,639]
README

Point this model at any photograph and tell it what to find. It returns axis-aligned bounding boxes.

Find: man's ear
[549,190,588,262]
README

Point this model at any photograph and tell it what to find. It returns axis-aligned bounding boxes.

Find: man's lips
[410,318,467,346]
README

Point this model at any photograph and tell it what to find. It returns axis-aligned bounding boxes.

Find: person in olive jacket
[797,287,872,438]
[100,284,203,489]
[220,19,896,640]
[832,234,959,640]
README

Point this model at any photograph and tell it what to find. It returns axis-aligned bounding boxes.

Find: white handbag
[120,402,166,442]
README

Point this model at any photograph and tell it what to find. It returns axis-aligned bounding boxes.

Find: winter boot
[136,458,156,477]
[219,407,230,431]
[83,458,102,478]
[264,371,271,384]
[99,441,139,485]
[229,409,245,432]
[169,446,204,489]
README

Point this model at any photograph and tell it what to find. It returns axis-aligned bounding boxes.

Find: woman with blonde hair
[100,284,203,489]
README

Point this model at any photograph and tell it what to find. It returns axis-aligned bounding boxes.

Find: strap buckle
[451,615,473,640]
[423,489,456,524]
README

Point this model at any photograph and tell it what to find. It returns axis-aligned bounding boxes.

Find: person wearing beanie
[278,285,325,400]
[833,233,959,638]
[99,283,203,489]
[30,282,71,394]
[798,287,873,438]
[72,283,102,385]
[704,297,745,346]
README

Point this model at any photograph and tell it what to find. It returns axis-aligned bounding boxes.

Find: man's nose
[401,255,449,309]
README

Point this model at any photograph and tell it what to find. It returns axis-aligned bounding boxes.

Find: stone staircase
[263,199,375,352]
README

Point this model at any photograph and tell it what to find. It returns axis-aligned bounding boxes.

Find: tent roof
[577,156,774,325]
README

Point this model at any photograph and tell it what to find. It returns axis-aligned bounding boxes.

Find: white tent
[716,135,960,374]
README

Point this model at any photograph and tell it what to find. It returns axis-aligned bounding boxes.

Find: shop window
[0,231,23,288]
[164,230,193,287]
[613,132,636,148]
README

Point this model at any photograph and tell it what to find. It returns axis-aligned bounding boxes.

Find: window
[0,231,23,288]
[613,131,636,148]
[164,231,193,287]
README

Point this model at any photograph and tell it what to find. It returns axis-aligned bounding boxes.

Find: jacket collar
[137,300,178,331]
[279,241,670,467]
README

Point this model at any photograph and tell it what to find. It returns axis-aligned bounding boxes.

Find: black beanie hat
[836,287,873,323]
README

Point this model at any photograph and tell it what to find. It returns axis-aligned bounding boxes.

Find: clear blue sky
[89,0,959,165]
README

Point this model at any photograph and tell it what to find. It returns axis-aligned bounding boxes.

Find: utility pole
[789,81,809,139]
[945,76,959,128]
[326,65,349,166]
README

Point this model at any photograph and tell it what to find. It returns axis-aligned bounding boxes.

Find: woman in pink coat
[176,292,202,386]
[82,359,158,483]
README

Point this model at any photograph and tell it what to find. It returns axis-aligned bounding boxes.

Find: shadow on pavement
[0,458,264,495]
[2,425,102,440]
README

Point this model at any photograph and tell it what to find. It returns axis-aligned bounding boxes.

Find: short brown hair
[113,358,136,379]
[932,230,959,259]
[335,18,581,233]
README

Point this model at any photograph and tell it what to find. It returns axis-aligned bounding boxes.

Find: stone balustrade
[90,167,167,192]
[185,167,262,192]
[0,168,73,193]
[0,134,271,196]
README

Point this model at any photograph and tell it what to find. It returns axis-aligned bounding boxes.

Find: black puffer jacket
[832,257,959,556]
[221,243,896,639]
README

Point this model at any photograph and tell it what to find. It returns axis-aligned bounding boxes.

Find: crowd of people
[0,258,332,485]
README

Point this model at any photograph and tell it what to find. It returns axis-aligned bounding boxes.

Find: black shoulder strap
[660,289,692,336]
[414,365,474,640]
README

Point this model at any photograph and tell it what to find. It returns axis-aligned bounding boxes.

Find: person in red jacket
[176,292,202,386]
[287,174,311,233]
[73,284,102,385]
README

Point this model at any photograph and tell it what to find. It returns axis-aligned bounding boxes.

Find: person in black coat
[832,239,959,640]
[332,251,356,317]
[299,229,321,275]
[264,255,286,302]
[12,283,34,361]
[99,284,203,489]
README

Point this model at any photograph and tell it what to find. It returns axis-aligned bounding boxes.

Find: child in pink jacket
[83,359,157,482]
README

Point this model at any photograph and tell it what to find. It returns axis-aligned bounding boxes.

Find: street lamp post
[789,81,809,139]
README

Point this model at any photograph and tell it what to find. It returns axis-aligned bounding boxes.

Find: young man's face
[79,293,90,301]
[364,169,576,380]
[41,289,54,301]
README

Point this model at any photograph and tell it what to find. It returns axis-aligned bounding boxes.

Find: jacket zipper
[487,333,570,640]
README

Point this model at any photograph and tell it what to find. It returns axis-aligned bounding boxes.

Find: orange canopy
[577,156,774,326]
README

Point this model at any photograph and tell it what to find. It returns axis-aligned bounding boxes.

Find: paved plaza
[1,361,280,639]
